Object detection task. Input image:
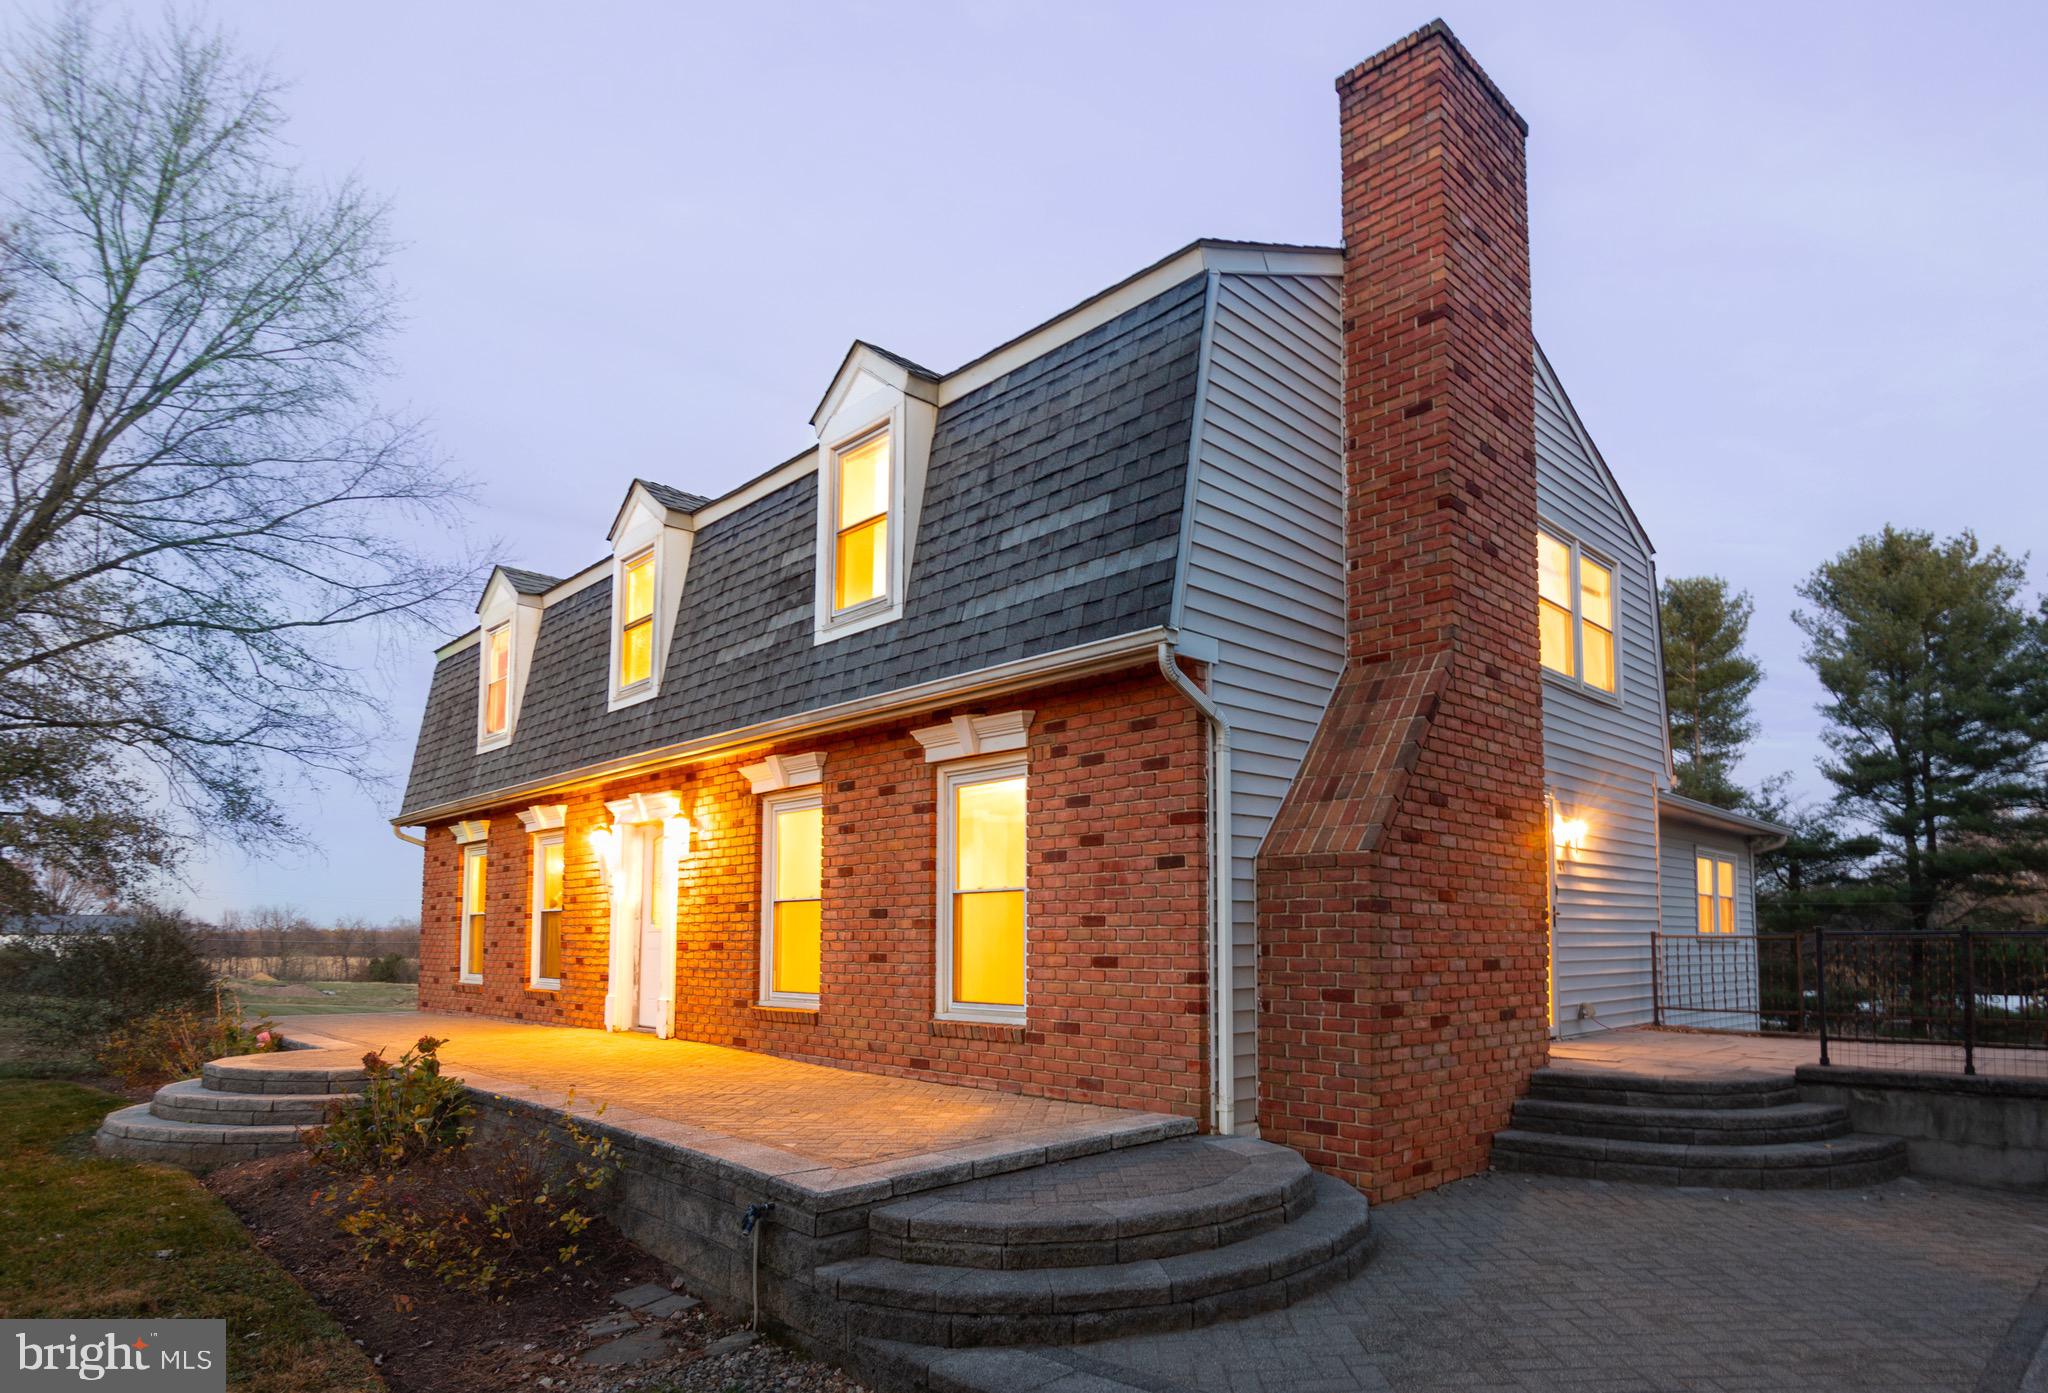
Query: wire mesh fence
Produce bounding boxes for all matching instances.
[1652,928,2048,1079]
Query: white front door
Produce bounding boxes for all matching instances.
[636,827,664,1029]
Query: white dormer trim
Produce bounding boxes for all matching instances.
[607,484,697,712]
[475,570,548,752]
[515,803,567,833]
[911,710,1035,764]
[812,346,937,646]
[740,751,826,795]
[451,818,491,845]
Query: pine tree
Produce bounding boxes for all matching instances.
[1795,528,2048,930]
[1661,576,1763,808]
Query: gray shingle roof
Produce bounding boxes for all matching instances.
[399,273,1206,820]
[636,479,712,514]
[497,566,561,596]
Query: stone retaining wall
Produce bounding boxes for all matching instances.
[1796,1066,2048,1192]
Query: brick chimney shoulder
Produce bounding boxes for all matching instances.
[1255,19,1550,1203]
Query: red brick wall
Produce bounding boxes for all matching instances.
[1256,22,1551,1202]
[419,668,1213,1122]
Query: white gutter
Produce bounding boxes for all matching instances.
[391,825,426,849]
[398,626,1174,826]
[1156,642,1236,1138]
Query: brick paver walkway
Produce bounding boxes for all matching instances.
[1554,1026,2045,1082]
[1063,1170,2048,1392]
[269,1010,1177,1175]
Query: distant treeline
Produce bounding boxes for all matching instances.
[196,911,419,982]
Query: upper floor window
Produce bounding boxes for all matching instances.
[1538,530,1617,694]
[938,757,1027,1024]
[832,427,891,613]
[1695,853,1736,934]
[618,549,656,689]
[482,623,511,737]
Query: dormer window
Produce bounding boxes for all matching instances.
[618,549,656,689]
[833,427,891,613]
[482,623,511,737]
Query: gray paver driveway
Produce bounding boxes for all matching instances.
[1068,1171,2048,1392]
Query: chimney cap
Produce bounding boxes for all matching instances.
[1334,18,1529,138]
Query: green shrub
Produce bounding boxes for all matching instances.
[324,1111,617,1294]
[360,952,416,983]
[96,993,285,1087]
[309,1035,473,1173]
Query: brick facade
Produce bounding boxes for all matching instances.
[1256,23,1552,1201]
[420,668,1213,1123]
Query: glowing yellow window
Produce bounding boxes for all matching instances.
[462,847,488,977]
[483,623,511,735]
[765,799,822,1001]
[619,551,656,687]
[1579,556,1616,693]
[948,769,1025,1012]
[1538,533,1574,677]
[534,837,564,982]
[1695,854,1736,934]
[833,429,890,611]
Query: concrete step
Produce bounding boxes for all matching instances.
[201,1048,369,1095]
[1510,1097,1851,1146]
[94,1102,307,1169]
[867,1135,1314,1269]
[1490,1128,1906,1189]
[820,1173,1371,1348]
[149,1077,356,1127]
[1527,1067,1800,1110]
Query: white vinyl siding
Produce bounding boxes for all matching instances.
[1659,826,1758,1029]
[1175,272,1347,1131]
[1534,351,1670,1037]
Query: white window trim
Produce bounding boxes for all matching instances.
[458,842,487,985]
[1538,524,1623,702]
[478,621,513,748]
[815,408,907,641]
[611,544,659,706]
[935,752,1028,1026]
[529,829,565,990]
[758,787,823,1010]
[1695,850,1738,935]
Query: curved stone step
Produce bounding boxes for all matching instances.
[149,1077,356,1127]
[1491,1128,1906,1188]
[1511,1097,1850,1146]
[868,1135,1314,1269]
[821,1173,1371,1348]
[94,1103,307,1168]
[1528,1067,1799,1110]
[202,1048,369,1095]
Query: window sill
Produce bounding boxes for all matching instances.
[527,979,561,993]
[456,975,483,987]
[752,1003,819,1024]
[1540,666,1623,708]
[932,1017,1027,1042]
[476,731,512,754]
[606,681,659,713]
[814,598,904,645]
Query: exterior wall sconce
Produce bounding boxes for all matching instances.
[1552,813,1589,857]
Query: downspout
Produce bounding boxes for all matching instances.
[391,825,427,849]
[1157,642,1235,1137]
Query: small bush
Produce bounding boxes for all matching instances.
[324,1112,618,1294]
[360,953,416,983]
[96,995,285,1087]
[309,1035,473,1173]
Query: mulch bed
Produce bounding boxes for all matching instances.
[205,1152,868,1393]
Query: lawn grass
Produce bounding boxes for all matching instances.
[0,1080,381,1393]
[222,979,417,1017]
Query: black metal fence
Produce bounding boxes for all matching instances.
[1651,929,2048,1078]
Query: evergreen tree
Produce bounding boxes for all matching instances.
[1795,528,2048,930]
[1661,576,1763,808]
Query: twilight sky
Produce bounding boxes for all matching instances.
[67,0,2047,923]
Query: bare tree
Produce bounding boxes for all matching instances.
[0,7,472,908]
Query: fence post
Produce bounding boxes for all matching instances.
[1816,925,1829,1067]
[1794,934,1806,1035]
[1651,933,1662,1027]
[1961,926,1976,1076]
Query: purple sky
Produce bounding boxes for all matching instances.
[80,2,2044,922]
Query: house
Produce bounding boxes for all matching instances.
[395,20,1785,1201]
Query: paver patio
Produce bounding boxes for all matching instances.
[1554,1025,2046,1082]
[266,1010,1183,1178]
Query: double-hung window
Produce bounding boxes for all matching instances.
[1538,530,1618,694]
[760,791,823,1007]
[938,758,1026,1023]
[1695,853,1737,935]
[459,844,488,983]
[482,623,512,738]
[530,832,564,988]
[832,427,891,613]
[618,549,657,689]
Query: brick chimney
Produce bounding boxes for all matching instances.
[1256,21,1550,1202]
